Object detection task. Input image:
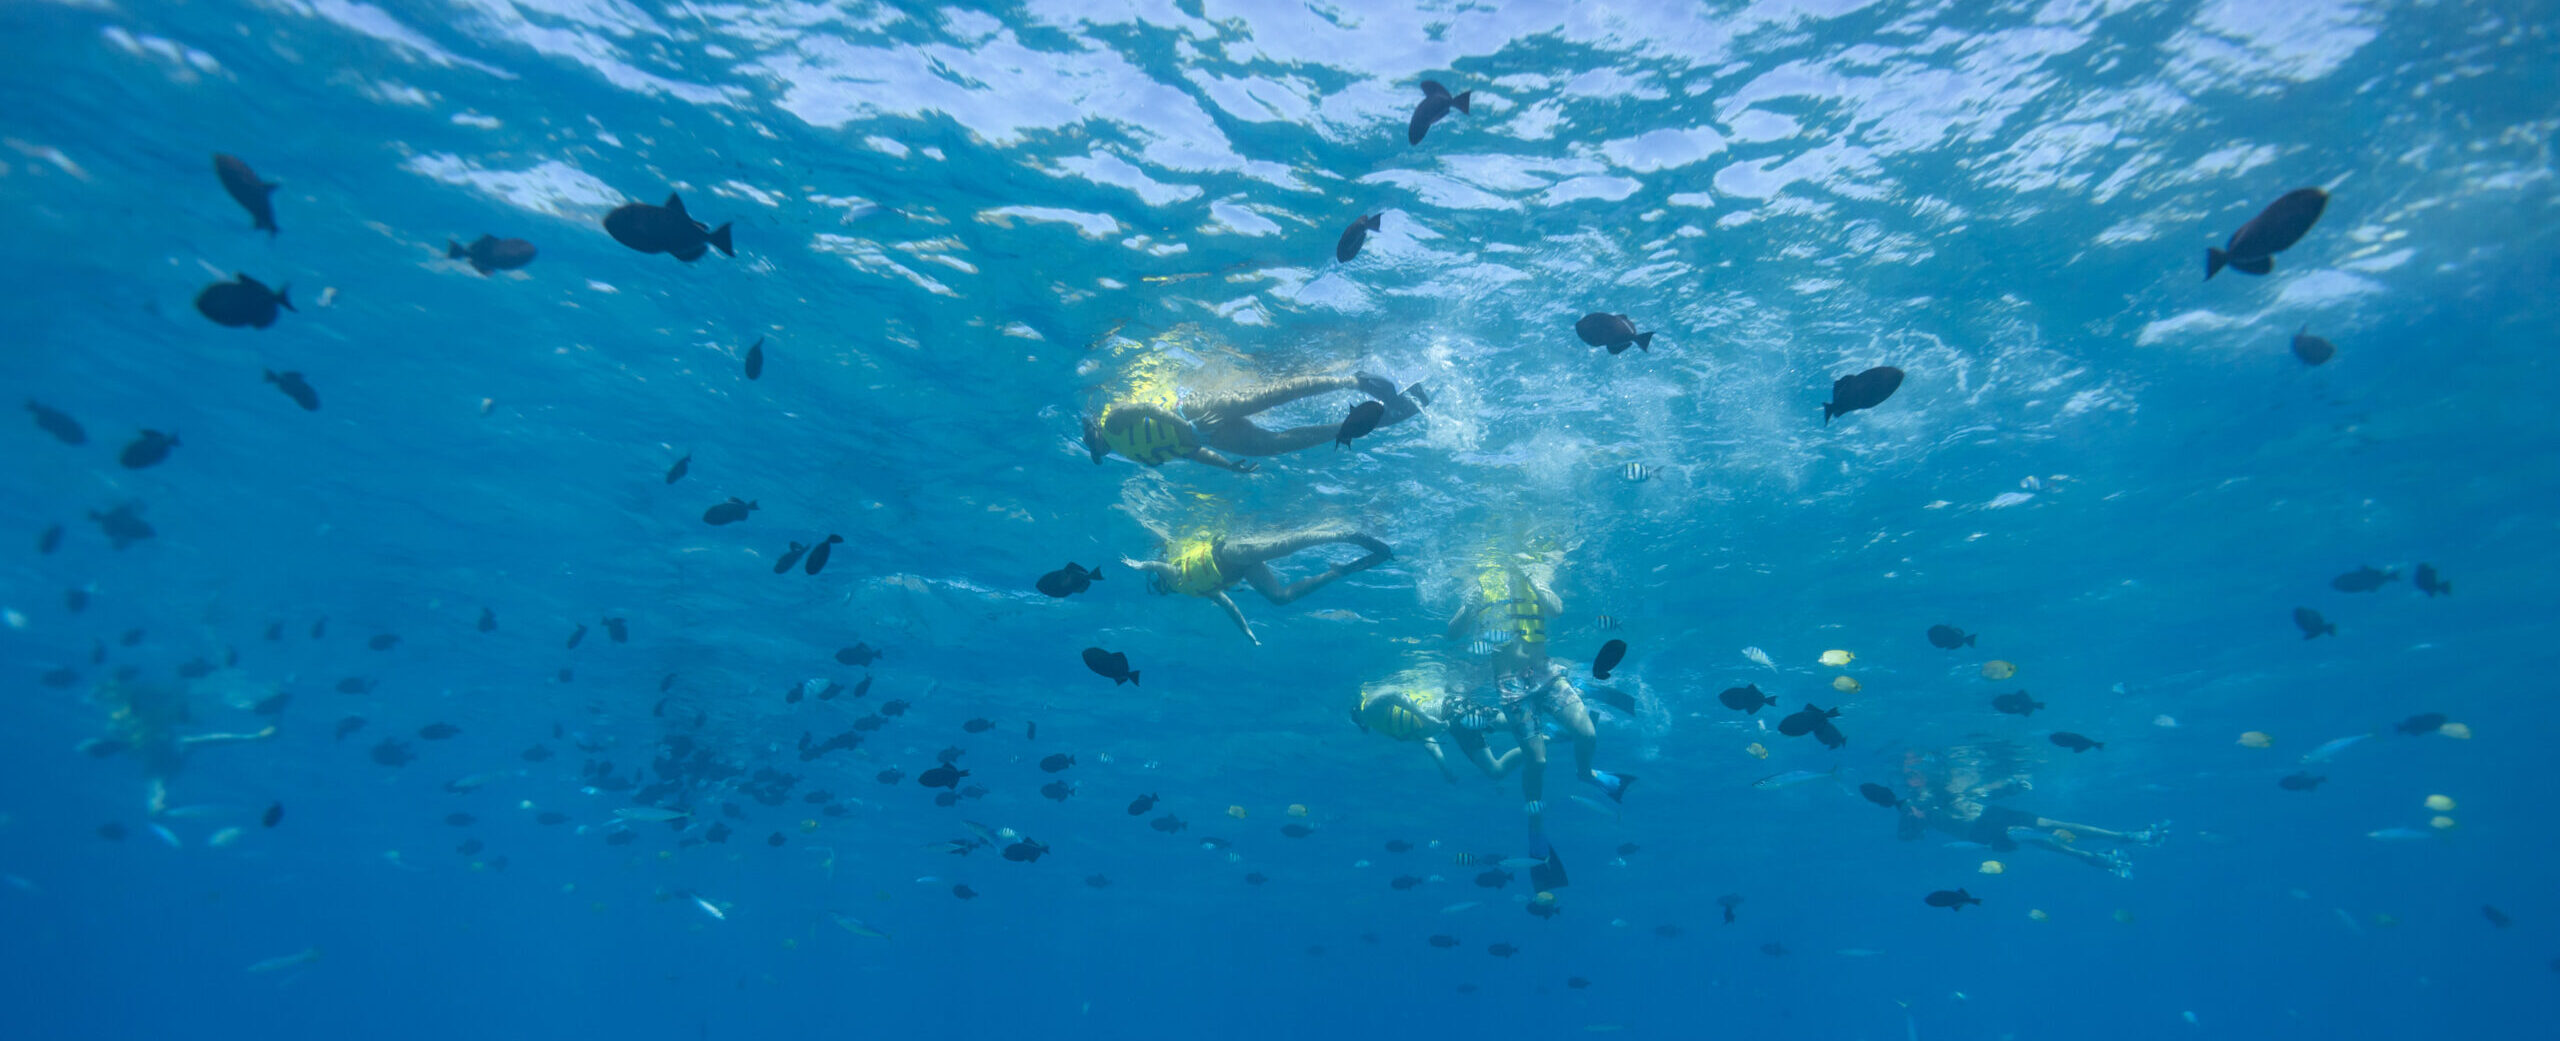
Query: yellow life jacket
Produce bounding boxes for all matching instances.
[1099,404,1196,466]
[1168,537,1224,596]
[1476,566,1546,645]
[1357,687,1438,742]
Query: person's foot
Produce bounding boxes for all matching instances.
[1586,770,1636,803]
[2103,850,2134,879]
[1354,371,1398,401]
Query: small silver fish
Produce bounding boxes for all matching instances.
[1754,765,1840,790]
[245,946,321,973]
[690,894,727,921]
[615,807,690,822]
[1440,901,1480,914]
[2300,732,2374,764]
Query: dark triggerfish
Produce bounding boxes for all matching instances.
[448,235,538,275]
[214,154,279,236]
[1335,400,1386,449]
[604,193,734,262]
[1574,313,1654,355]
[2206,187,2327,279]
[195,274,294,329]
[1823,366,1904,424]
[2291,327,2336,366]
[1408,80,1472,145]
[1336,213,1383,262]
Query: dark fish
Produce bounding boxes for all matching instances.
[1719,684,1779,714]
[88,502,156,549]
[1040,753,1076,773]
[446,235,537,275]
[766,832,786,847]
[875,768,904,785]
[37,523,64,554]
[835,643,882,666]
[556,669,574,683]
[1823,366,1904,425]
[1385,839,1412,853]
[1037,563,1104,598]
[1391,875,1423,890]
[62,587,87,613]
[743,337,764,381]
[1661,922,1689,937]
[535,812,568,826]
[1281,823,1314,838]
[97,822,126,842]
[1081,647,1139,686]
[261,802,283,828]
[1777,703,1840,738]
[195,274,293,329]
[1925,888,1982,911]
[1150,814,1188,833]
[2291,326,2336,366]
[2277,772,2325,791]
[1991,691,2044,716]
[2393,712,2448,736]
[521,744,552,762]
[1026,721,1037,740]
[1585,685,1638,715]
[772,541,808,573]
[603,193,734,262]
[962,718,993,733]
[418,723,460,740]
[1760,942,1789,957]
[1926,624,1976,649]
[1857,782,1901,808]
[803,534,843,575]
[1040,781,1074,802]
[1408,80,1472,144]
[1717,894,1742,925]
[38,666,79,689]
[951,884,977,900]
[784,684,803,705]
[476,607,496,633]
[456,838,484,856]
[1615,842,1640,857]
[2207,187,2327,279]
[1336,213,1383,262]
[333,716,365,740]
[444,813,477,827]
[175,657,214,680]
[1567,977,1590,989]
[660,674,677,692]
[1475,868,1513,889]
[878,699,907,716]
[2050,731,2103,753]
[26,401,85,444]
[702,497,758,525]
[370,738,414,766]
[1127,793,1159,815]
[933,791,961,807]
[1486,942,1518,958]
[367,633,400,651]
[602,617,628,644]
[2483,905,2512,928]
[311,617,327,639]
[120,628,143,647]
[1591,638,1628,680]
[663,454,692,487]
[1084,874,1113,889]
[1002,839,1049,863]
[918,763,968,789]
[1574,313,1654,355]
[213,154,279,235]
[2293,607,2336,639]
[1427,934,1460,948]
[2331,566,2397,592]
[264,621,284,640]
[1335,400,1386,449]
[333,677,374,694]
[603,829,636,847]
[119,430,180,469]
[1811,717,1847,750]
[936,746,966,764]
[2413,563,2450,597]
[565,624,587,649]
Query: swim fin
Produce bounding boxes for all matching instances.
[1530,849,1569,891]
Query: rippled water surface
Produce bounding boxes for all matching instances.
[3,1,2555,1038]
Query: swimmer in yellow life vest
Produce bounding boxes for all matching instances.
[1349,662,1521,784]
[1082,372,1429,472]
[1445,556,1630,818]
[79,678,278,815]
[1122,525,1393,645]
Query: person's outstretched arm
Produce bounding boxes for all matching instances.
[1211,589,1258,644]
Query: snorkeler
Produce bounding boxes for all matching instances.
[1444,553,1632,817]
[80,679,278,814]
[1351,661,1521,784]
[1122,525,1393,645]
[1083,372,1428,471]
[1892,744,2163,878]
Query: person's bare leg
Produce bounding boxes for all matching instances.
[1193,376,1360,420]
[1513,717,1549,810]
[2031,817,2141,842]
[1207,420,1340,456]
[1235,533,1393,605]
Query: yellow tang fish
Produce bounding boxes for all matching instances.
[1819,649,1854,667]
[1979,860,2004,875]
[2424,794,2455,812]
[1832,676,1861,694]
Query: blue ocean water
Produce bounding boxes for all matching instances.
[4,0,2555,1037]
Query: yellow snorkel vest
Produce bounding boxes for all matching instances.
[1099,404,1196,466]
[1168,536,1224,596]
[1357,687,1437,742]
[1476,565,1546,645]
